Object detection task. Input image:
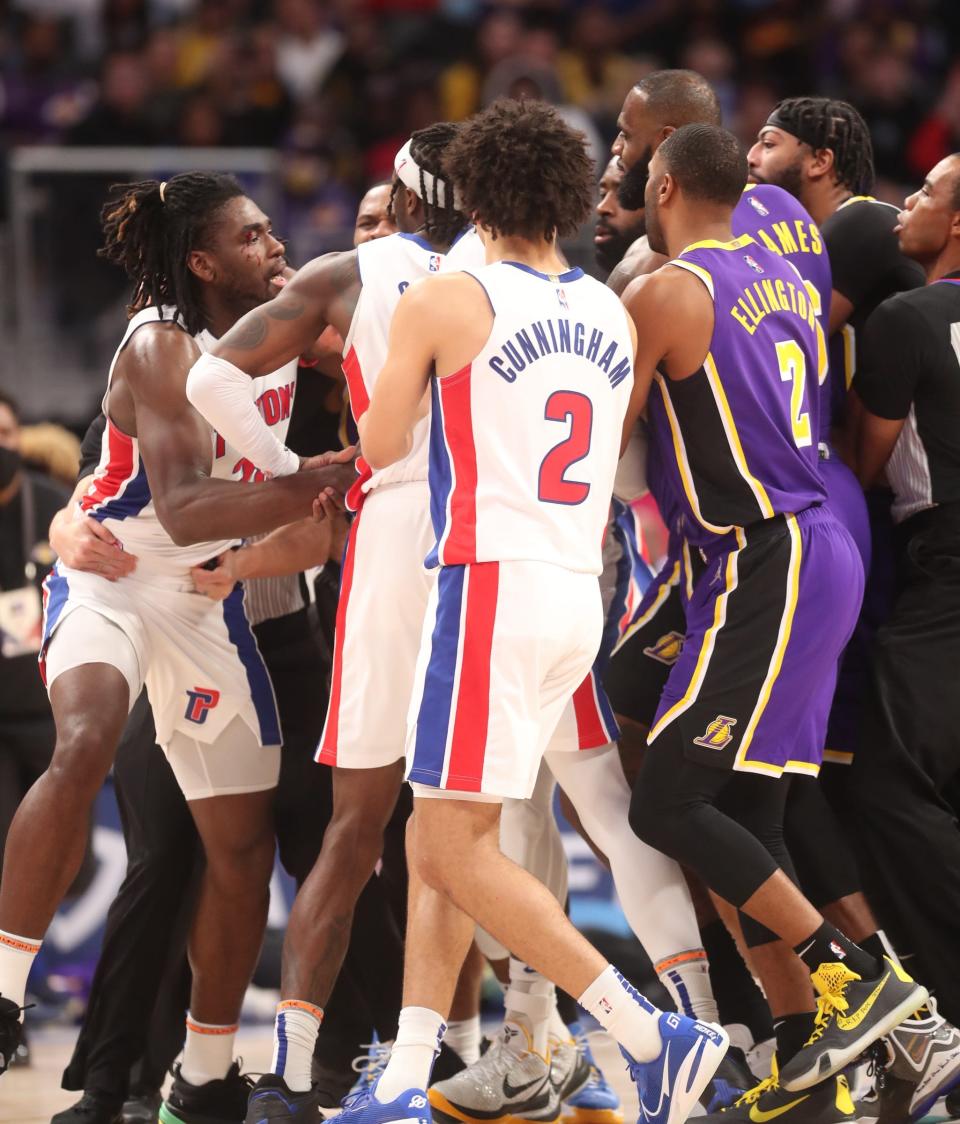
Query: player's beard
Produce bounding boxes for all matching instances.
[760,157,806,203]
[617,146,652,211]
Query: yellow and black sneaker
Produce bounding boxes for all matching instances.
[699,1056,859,1122]
[778,959,929,1093]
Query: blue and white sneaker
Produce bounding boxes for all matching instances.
[345,1035,394,1106]
[622,1012,730,1124]
[562,1022,624,1124]
[338,1084,433,1124]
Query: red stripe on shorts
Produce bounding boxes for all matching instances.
[438,367,478,562]
[445,562,499,790]
[342,346,369,421]
[571,673,605,750]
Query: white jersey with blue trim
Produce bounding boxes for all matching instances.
[343,228,484,494]
[428,260,634,575]
[80,306,298,575]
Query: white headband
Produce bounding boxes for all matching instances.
[394,138,458,209]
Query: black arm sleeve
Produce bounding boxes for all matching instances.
[822,202,913,307]
[77,414,107,482]
[853,296,927,420]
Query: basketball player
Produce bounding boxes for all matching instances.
[0,174,353,1124]
[329,98,730,1124]
[594,157,645,275]
[354,182,397,245]
[619,122,928,1104]
[183,125,483,1121]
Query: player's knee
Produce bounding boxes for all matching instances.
[629,781,679,857]
[207,825,275,891]
[49,716,117,797]
[326,805,387,872]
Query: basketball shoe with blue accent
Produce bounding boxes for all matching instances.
[337,1084,433,1124]
[700,1044,756,1113]
[243,1073,322,1123]
[345,1036,394,1105]
[622,1012,730,1124]
[561,1022,623,1124]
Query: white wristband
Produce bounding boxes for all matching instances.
[186,352,300,478]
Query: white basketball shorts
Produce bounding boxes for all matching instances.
[317,480,436,770]
[41,563,281,759]
[406,560,602,800]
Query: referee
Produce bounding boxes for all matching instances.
[852,152,960,1026]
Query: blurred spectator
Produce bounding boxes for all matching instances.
[19,423,81,489]
[558,4,645,137]
[66,49,156,145]
[275,0,345,101]
[438,8,522,121]
[908,61,960,182]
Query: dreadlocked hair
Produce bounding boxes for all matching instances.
[98,172,246,335]
[772,97,875,196]
[408,122,468,246]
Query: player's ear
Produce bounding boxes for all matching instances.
[658,171,676,206]
[187,249,216,283]
[807,146,835,183]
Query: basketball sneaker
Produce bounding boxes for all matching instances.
[344,1037,394,1106]
[0,995,24,1075]
[621,1011,729,1124]
[243,1073,323,1122]
[429,1022,556,1123]
[337,1084,433,1124]
[561,1023,623,1124]
[698,1056,859,1122]
[700,1045,756,1113]
[778,958,929,1093]
[50,1091,123,1123]
[864,999,960,1121]
[550,1034,591,1102]
[160,1061,254,1123]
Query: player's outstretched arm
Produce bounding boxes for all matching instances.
[123,323,353,546]
[185,251,360,475]
[362,278,442,470]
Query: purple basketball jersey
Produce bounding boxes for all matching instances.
[647,234,826,549]
[733,185,834,442]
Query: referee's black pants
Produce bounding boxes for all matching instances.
[63,607,405,1101]
[849,511,960,1026]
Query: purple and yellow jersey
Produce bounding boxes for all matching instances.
[734,185,832,442]
[647,235,826,549]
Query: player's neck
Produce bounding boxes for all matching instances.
[483,235,567,275]
[808,183,852,227]
[667,217,733,258]
[923,244,960,284]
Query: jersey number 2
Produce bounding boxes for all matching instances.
[776,340,812,449]
[538,390,593,505]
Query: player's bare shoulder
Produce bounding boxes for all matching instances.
[109,319,201,434]
[607,236,669,295]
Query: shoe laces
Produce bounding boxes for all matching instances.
[350,1040,393,1087]
[804,964,862,1046]
[731,1072,778,1109]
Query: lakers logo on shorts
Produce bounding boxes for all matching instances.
[643,631,684,665]
[693,715,737,750]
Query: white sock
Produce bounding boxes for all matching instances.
[0,930,41,1017]
[180,1013,238,1086]
[376,1007,446,1102]
[578,965,662,1063]
[270,1000,323,1093]
[505,958,554,1056]
[655,951,720,1024]
[445,1015,481,1064]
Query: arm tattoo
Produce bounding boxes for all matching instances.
[267,298,306,321]
[221,311,268,351]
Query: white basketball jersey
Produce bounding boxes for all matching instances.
[428,262,634,575]
[344,229,484,493]
[80,306,298,573]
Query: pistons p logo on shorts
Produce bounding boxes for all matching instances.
[185,686,221,725]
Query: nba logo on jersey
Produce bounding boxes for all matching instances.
[748,194,770,217]
[428,254,441,272]
[693,715,737,750]
[743,255,764,274]
[556,287,569,311]
[184,686,221,725]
